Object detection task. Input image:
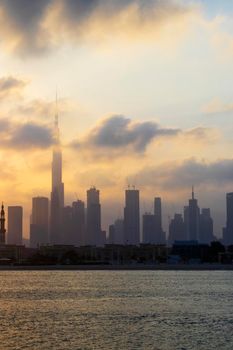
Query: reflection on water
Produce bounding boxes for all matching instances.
[0,271,232,349]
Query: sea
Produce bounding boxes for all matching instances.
[0,270,232,350]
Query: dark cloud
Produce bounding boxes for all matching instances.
[0,76,27,99]
[72,115,180,154]
[133,158,233,189]
[11,122,54,149]
[0,0,190,55]
[0,0,51,54]
[0,119,54,149]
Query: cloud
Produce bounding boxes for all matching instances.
[202,98,233,115]
[183,126,219,142]
[0,0,194,55]
[10,123,54,149]
[71,114,180,155]
[15,98,72,120]
[0,76,27,100]
[132,158,233,189]
[0,118,54,149]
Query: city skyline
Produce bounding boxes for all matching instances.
[1,0,233,236]
[1,2,233,350]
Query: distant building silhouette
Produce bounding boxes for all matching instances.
[124,188,140,245]
[61,200,85,246]
[114,218,124,244]
[108,218,124,245]
[225,192,233,245]
[7,206,23,245]
[154,197,166,244]
[30,197,49,248]
[72,200,85,246]
[142,212,156,244]
[199,208,214,244]
[187,187,200,241]
[108,224,115,244]
[168,213,185,245]
[86,187,102,246]
[50,103,64,244]
[183,205,189,240]
[0,204,6,244]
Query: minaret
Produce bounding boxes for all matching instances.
[0,203,6,244]
[50,96,64,244]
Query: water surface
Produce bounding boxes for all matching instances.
[0,271,232,349]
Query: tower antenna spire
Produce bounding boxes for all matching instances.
[192,185,194,200]
[55,88,58,127]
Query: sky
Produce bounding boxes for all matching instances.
[1,0,233,238]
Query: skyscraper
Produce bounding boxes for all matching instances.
[188,187,200,241]
[0,204,6,244]
[61,200,85,246]
[108,218,124,245]
[199,208,214,244]
[124,188,140,245]
[114,218,124,245]
[50,101,64,244]
[72,200,85,246]
[30,197,49,248]
[7,206,23,245]
[226,192,233,245]
[142,212,155,244]
[86,187,101,246]
[183,206,189,240]
[168,213,185,245]
[154,197,166,244]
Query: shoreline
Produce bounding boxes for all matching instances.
[0,264,232,271]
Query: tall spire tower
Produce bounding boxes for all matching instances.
[50,94,64,244]
[0,203,6,244]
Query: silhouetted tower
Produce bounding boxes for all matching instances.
[72,200,85,246]
[7,206,23,245]
[50,98,64,244]
[124,188,140,245]
[183,206,189,240]
[61,200,85,246]
[86,187,101,246]
[108,224,115,244]
[199,208,214,244]
[154,197,166,244]
[188,187,200,241]
[168,213,185,245]
[142,212,155,244]
[226,192,233,245]
[0,204,6,244]
[30,197,49,248]
[109,218,124,245]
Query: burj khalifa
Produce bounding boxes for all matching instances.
[50,102,64,244]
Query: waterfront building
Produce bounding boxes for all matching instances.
[30,197,49,248]
[7,206,23,245]
[86,187,102,246]
[199,208,214,244]
[142,212,155,244]
[225,192,233,245]
[0,204,6,244]
[72,200,85,246]
[187,187,200,241]
[108,224,115,244]
[124,188,140,245]
[168,213,185,245]
[61,200,85,246]
[154,197,166,244]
